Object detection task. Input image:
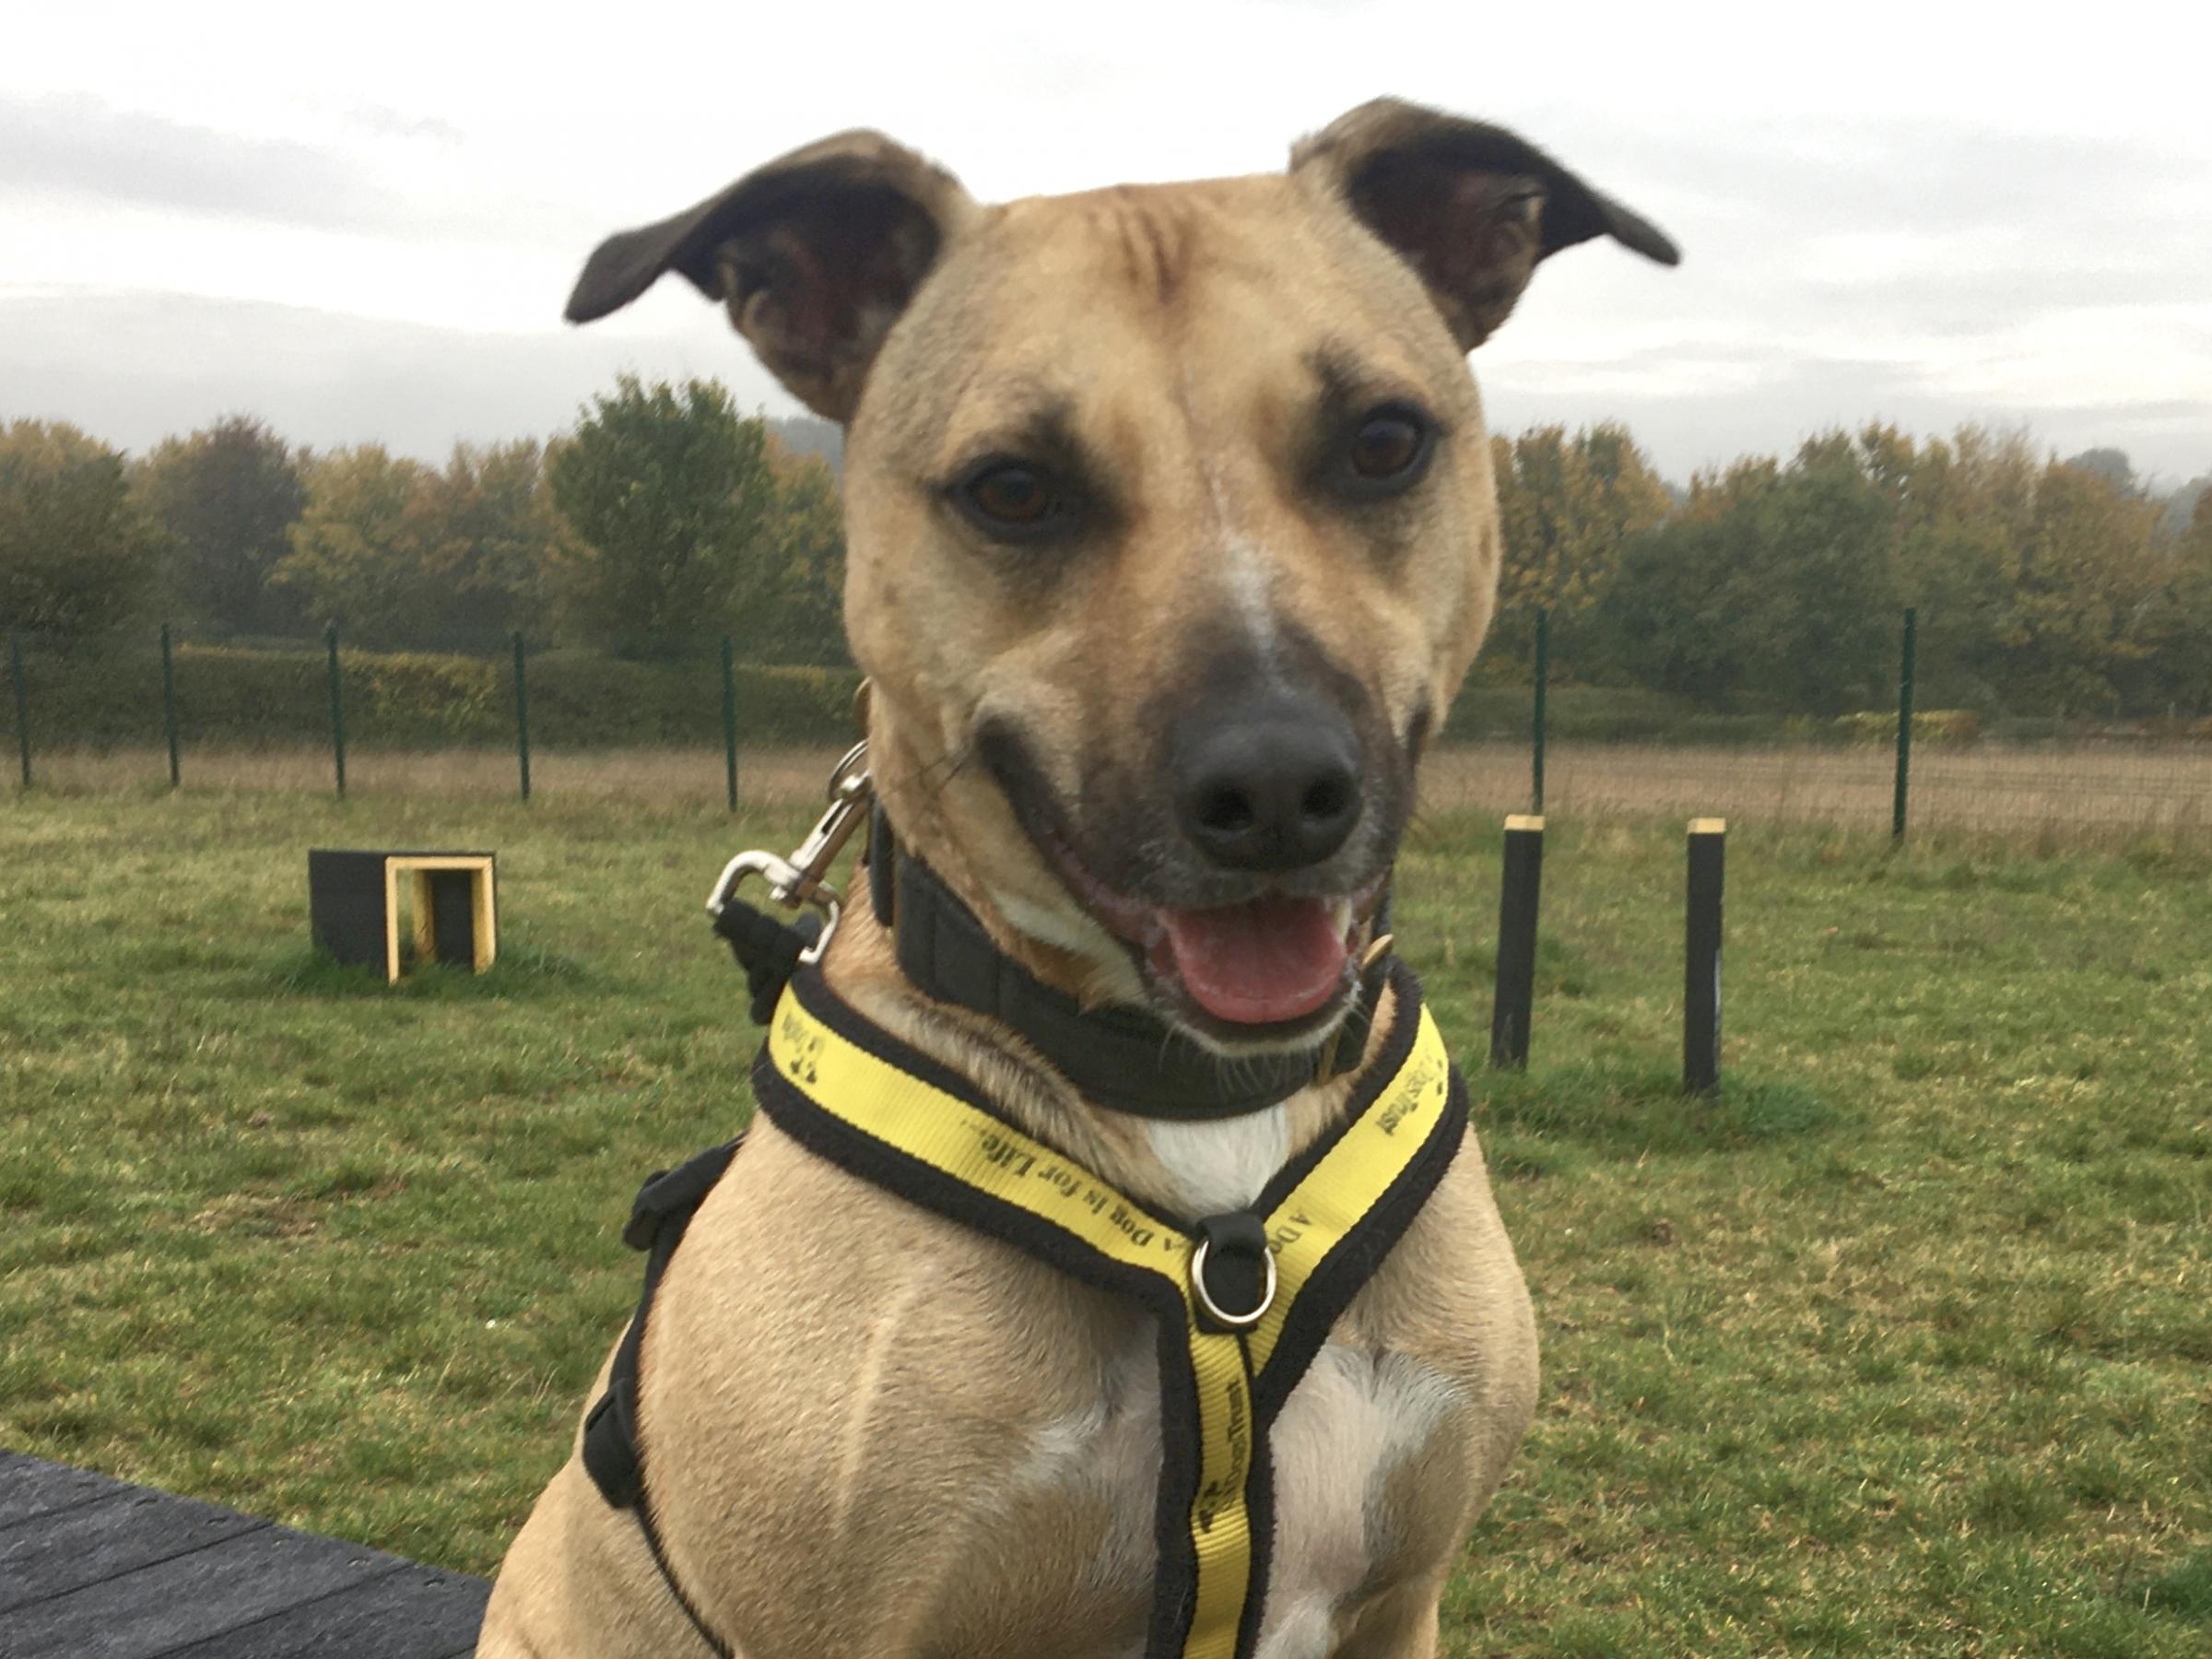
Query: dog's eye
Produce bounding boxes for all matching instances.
[960,463,1061,533]
[1347,408,1432,488]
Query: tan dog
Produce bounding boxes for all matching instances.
[482,100,1675,1659]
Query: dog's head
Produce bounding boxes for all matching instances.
[570,100,1676,1053]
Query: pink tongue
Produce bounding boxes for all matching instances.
[1159,895,1349,1026]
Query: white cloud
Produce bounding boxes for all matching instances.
[3,0,2208,480]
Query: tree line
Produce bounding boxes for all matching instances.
[4,379,2207,716]
[0,377,845,663]
[1487,424,2210,717]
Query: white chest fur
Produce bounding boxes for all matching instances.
[1000,1112,1466,1655]
[1005,1331,1462,1658]
[1146,1106,1294,1218]
[1255,1345,1462,1658]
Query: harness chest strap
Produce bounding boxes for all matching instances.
[750,963,1466,1659]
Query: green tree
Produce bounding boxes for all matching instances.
[1602,436,1894,712]
[272,441,562,646]
[0,419,160,634]
[2170,492,2212,712]
[2061,447,2136,495]
[418,441,560,643]
[2157,476,2209,539]
[1991,458,2165,714]
[2133,488,2212,715]
[1487,422,1670,680]
[274,446,442,642]
[548,376,781,650]
[134,415,309,638]
[1859,424,2029,709]
[758,443,848,665]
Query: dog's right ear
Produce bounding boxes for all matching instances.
[1294,99,1678,351]
[565,132,974,421]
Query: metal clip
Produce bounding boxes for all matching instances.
[1190,1229,1278,1331]
[705,740,875,965]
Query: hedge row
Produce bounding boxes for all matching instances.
[1444,688,2212,747]
[15,640,2206,753]
[1442,686,1821,747]
[11,640,865,749]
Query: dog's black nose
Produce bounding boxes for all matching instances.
[1172,697,1363,871]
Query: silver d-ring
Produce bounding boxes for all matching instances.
[1190,1235,1277,1330]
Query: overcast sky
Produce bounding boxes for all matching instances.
[6,0,2209,487]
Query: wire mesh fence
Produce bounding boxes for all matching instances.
[2,623,861,807]
[1414,738,2212,841]
[6,615,2210,841]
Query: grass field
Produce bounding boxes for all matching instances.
[3,789,2208,1655]
[15,735,2212,841]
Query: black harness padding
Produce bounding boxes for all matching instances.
[582,1138,746,1656]
[709,803,1391,1122]
[872,806,1391,1119]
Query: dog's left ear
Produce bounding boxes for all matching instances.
[1293,98,1678,350]
[565,131,975,420]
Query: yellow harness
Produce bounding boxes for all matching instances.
[751,962,1466,1659]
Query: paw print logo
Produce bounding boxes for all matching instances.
[785,1029,825,1088]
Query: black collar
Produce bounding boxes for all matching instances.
[867,806,1391,1120]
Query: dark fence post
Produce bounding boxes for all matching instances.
[512,630,532,802]
[1489,814,1545,1069]
[324,622,347,799]
[1531,606,1549,815]
[1685,818,1725,1094]
[1892,606,1917,840]
[721,633,739,813]
[8,633,29,791]
[159,622,182,788]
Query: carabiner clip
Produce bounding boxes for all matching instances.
[704,741,874,966]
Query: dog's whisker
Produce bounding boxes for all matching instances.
[921,751,973,806]
[877,744,972,806]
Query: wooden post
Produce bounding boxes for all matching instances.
[324,622,347,799]
[721,633,739,813]
[1685,818,1725,1094]
[1489,814,1545,1069]
[160,622,181,788]
[512,630,532,802]
[8,633,29,791]
[1531,607,1548,815]
[1892,606,1917,840]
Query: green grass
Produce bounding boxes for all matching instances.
[3,790,2207,1654]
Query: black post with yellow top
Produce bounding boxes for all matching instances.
[1488,814,1544,1069]
[1684,818,1725,1094]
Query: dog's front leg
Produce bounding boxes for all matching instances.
[480,1446,752,1658]
[1326,1569,1453,1659]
